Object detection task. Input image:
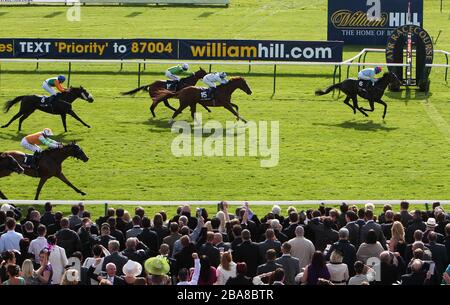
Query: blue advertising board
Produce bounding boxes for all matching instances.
[328,0,423,45]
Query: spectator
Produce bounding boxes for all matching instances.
[256,249,282,275]
[137,216,159,257]
[78,218,95,259]
[152,213,169,245]
[326,250,349,285]
[213,232,230,252]
[423,218,445,244]
[377,251,400,285]
[162,222,181,255]
[194,255,217,285]
[272,268,285,285]
[61,269,80,285]
[389,221,406,258]
[0,217,23,253]
[22,221,37,241]
[97,223,116,249]
[344,211,360,248]
[322,217,339,247]
[233,229,260,277]
[177,253,200,285]
[288,226,315,269]
[400,201,413,227]
[107,218,125,250]
[348,261,368,285]
[46,212,63,236]
[258,229,281,263]
[282,212,299,239]
[36,249,52,285]
[91,262,125,285]
[0,250,16,283]
[126,215,143,238]
[338,203,349,228]
[270,219,288,244]
[381,210,394,240]
[21,259,39,285]
[275,242,299,285]
[40,202,55,227]
[122,260,143,285]
[122,237,148,265]
[83,244,109,285]
[301,251,331,285]
[47,235,68,285]
[445,223,450,260]
[360,210,387,249]
[230,224,243,251]
[199,231,220,268]
[115,208,128,234]
[401,259,430,285]
[144,255,171,285]
[405,210,426,244]
[68,204,82,230]
[378,204,392,224]
[102,240,128,276]
[17,238,33,267]
[28,225,48,264]
[216,251,237,285]
[326,228,357,276]
[225,262,253,285]
[55,217,82,257]
[426,231,448,283]
[2,264,25,285]
[174,235,196,272]
[96,208,114,227]
[357,229,384,263]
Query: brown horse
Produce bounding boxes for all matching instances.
[0,153,24,199]
[121,68,210,117]
[154,76,252,123]
[4,143,89,200]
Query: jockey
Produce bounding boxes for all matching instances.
[202,72,228,96]
[21,128,62,154]
[358,66,382,85]
[165,63,193,81]
[43,75,68,96]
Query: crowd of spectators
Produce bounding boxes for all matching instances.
[0,200,449,286]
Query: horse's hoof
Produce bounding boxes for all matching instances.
[80,192,86,196]
[1,126,6,128]
[168,119,174,125]
[87,125,91,128]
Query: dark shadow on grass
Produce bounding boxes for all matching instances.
[313,120,398,132]
[43,11,64,18]
[197,11,214,18]
[384,88,432,102]
[126,12,142,17]
[0,12,8,17]
[0,130,84,142]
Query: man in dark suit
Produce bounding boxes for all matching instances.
[381,210,394,240]
[344,211,360,249]
[46,212,63,236]
[400,201,413,228]
[405,210,426,244]
[55,217,82,257]
[306,211,328,251]
[174,235,196,272]
[96,223,116,249]
[210,217,229,242]
[230,225,243,251]
[326,227,357,276]
[275,242,299,285]
[121,237,149,265]
[282,212,299,240]
[199,231,220,267]
[233,229,260,277]
[213,232,231,252]
[102,240,128,276]
[40,202,55,227]
[95,208,115,227]
[401,259,430,285]
[256,249,283,275]
[258,229,281,263]
[426,231,448,283]
[137,217,159,256]
[360,210,387,249]
[107,218,125,251]
[445,223,450,260]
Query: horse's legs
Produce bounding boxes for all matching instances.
[376,99,388,119]
[169,103,189,124]
[163,99,177,112]
[150,100,159,117]
[223,103,247,123]
[0,190,7,200]
[34,177,48,200]
[360,101,375,112]
[351,96,368,117]
[1,111,23,128]
[342,96,355,114]
[60,114,68,132]
[18,111,33,131]
[57,172,86,196]
[230,103,239,112]
[200,103,212,113]
[68,110,91,128]
[190,103,198,122]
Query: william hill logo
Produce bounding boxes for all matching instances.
[331,10,388,28]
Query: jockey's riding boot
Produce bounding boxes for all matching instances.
[208,87,215,99]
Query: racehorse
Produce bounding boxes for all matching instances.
[154,76,252,123]
[0,153,24,199]
[121,68,210,117]
[4,143,89,200]
[2,86,94,132]
[315,72,401,119]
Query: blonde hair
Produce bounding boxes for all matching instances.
[21,259,34,278]
[60,269,79,285]
[221,251,233,271]
[391,221,405,242]
[205,221,213,232]
[330,250,343,264]
[123,211,131,223]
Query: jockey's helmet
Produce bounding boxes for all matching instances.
[58,75,66,83]
[43,128,54,137]
[182,63,189,70]
[374,66,382,74]
[219,72,227,79]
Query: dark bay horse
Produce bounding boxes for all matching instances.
[4,143,89,200]
[315,72,401,119]
[122,68,210,117]
[0,153,24,199]
[154,76,252,123]
[2,86,94,132]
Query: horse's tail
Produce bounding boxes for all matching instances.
[4,96,25,113]
[154,89,178,102]
[315,83,341,96]
[121,85,150,96]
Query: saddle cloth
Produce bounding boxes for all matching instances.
[23,153,39,169]
[200,88,213,101]
[166,80,180,91]
[39,95,57,107]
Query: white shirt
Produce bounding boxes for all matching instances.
[326,263,349,285]
[216,262,237,285]
[348,274,369,285]
[287,236,315,269]
[83,257,105,285]
[0,230,23,253]
[28,236,48,262]
[203,73,228,84]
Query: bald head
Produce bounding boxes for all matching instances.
[338,228,349,240]
[411,259,423,273]
[295,225,304,237]
[213,233,223,245]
